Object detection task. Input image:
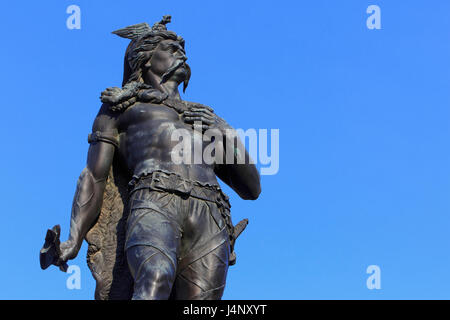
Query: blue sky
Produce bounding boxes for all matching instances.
[0,1,449,299]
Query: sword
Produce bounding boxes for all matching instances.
[39,225,68,272]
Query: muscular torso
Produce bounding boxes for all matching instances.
[116,101,218,185]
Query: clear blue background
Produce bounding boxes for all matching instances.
[0,0,449,299]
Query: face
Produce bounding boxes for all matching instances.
[146,39,189,83]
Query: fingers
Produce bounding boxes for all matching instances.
[100,87,122,104]
[104,87,121,93]
[182,118,213,130]
[188,103,214,113]
[185,108,214,116]
[183,108,216,123]
[187,107,214,116]
[183,116,215,125]
[183,111,214,120]
[183,108,216,121]
[102,87,122,97]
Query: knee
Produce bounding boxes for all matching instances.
[127,247,176,300]
[138,252,175,282]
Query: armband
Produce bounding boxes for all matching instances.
[88,131,119,148]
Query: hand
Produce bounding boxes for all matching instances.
[100,86,122,105]
[58,239,80,264]
[182,104,228,132]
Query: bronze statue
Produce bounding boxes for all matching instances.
[40,15,261,300]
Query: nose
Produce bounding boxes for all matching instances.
[173,44,187,61]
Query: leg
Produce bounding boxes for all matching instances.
[172,238,230,300]
[125,190,182,300]
[170,193,232,300]
[127,245,176,300]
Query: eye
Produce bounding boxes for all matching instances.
[160,43,171,51]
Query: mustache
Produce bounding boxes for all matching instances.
[183,63,191,93]
[160,59,188,84]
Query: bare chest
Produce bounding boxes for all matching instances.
[119,102,181,128]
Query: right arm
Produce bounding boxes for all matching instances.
[59,104,118,262]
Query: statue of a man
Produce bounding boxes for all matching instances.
[41,15,261,300]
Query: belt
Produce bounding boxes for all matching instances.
[128,170,231,209]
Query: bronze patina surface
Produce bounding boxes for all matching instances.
[40,15,261,300]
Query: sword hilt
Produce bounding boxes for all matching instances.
[40,224,68,272]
